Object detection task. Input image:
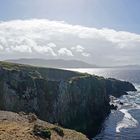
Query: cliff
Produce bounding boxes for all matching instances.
[105,78,136,97]
[0,61,136,138]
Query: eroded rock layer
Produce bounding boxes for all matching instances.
[0,61,136,138]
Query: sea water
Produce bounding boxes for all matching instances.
[66,68,140,140]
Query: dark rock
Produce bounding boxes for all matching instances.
[110,104,117,110]
[105,78,136,97]
[52,127,64,137]
[119,101,124,105]
[33,124,51,139]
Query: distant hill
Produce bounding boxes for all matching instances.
[5,58,98,68]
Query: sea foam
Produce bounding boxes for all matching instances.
[116,109,138,132]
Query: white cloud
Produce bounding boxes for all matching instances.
[0,19,140,65]
[47,42,56,48]
[33,46,57,56]
[58,48,73,56]
[71,45,90,57]
[71,45,85,52]
[11,45,32,53]
[82,52,90,57]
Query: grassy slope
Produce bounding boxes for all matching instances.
[0,111,89,140]
[0,61,89,80]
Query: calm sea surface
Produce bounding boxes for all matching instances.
[66,68,140,140]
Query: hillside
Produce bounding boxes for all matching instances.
[0,61,136,138]
[5,58,98,68]
[0,111,89,140]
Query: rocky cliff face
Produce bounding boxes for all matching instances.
[0,61,136,138]
[105,78,136,97]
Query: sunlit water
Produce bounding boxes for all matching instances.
[65,68,140,140]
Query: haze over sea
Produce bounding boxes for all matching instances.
[66,68,140,140]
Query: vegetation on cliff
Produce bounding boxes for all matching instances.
[0,111,89,140]
[0,61,136,138]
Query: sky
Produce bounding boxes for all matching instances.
[0,0,140,66]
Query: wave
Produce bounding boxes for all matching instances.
[116,85,140,133]
[116,109,138,132]
[93,84,140,139]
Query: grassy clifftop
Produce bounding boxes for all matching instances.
[0,61,86,80]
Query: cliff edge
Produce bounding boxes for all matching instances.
[0,61,136,138]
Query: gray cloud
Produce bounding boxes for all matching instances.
[0,19,140,65]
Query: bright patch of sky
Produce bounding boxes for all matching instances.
[0,0,140,33]
[0,0,140,65]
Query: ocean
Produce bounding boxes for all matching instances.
[66,68,140,140]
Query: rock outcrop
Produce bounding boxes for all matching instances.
[0,61,136,138]
[105,78,136,97]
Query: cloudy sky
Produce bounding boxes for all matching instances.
[0,0,140,66]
